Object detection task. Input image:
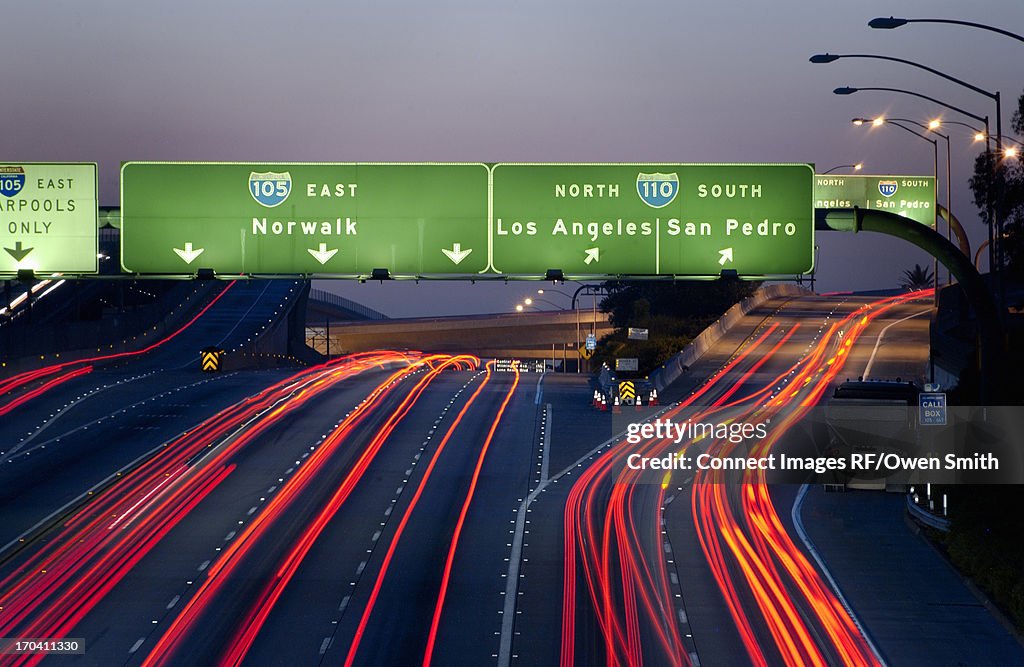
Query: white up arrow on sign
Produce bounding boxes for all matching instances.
[173,243,205,264]
[441,243,472,265]
[308,243,339,265]
[584,247,600,265]
[718,248,734,265]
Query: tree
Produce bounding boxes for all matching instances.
[599,279,758,329]
[900,263,934,291]
[592,279,759,373]
[970,89,1024,278]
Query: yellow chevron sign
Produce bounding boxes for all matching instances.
[618,381,636,405]
[201,349,223,372]
[579,345,593,360]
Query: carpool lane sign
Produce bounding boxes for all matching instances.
[0,163,98,275]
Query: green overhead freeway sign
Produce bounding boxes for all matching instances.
[0,163,97,275]
[490,163,814,276]
[121,162,814,278]
[121,163,490,275]
[814,174,936,227]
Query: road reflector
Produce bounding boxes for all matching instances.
[201,348,224,372]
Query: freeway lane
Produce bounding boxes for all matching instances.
[0,370,294,549]
[666,294,932,667]
[320,367,527,667]
[0,281,307,557]
[0,352,428,666]
[73,357,476,666]
[509,292,934,667]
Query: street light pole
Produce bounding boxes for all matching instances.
[868,17,1024,44]
[814,52,1005,268]
[888,118,954,283]
[820,163,863,174]
[836,86,998,275]
[854,117,940,295]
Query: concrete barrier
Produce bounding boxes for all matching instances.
[648,283,812,392]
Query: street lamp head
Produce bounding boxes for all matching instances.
[524,297,533,305]
[854,163,863,171]
[834,86,858,95]
[537,289,544,294]
[810,53,840,64]
[974,132,986,142]
[515,304,524,312]
[872,116,885,127]
[1006,146,1019,159]
[852,118,869,125]
[928,119,941,130]
[869,17,908,29]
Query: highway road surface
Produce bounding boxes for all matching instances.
[2,288,1021,666]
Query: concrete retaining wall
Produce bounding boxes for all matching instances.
[648,283,812,392]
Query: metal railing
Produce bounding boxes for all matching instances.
[308,288,388,320]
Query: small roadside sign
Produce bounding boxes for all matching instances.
[618,381,636,405]
[579,345,593,360]
[616,357,639,372]
[627,327,648,340]
[201,348,224,372]
[585,333,597,351]
[919,392,946,426]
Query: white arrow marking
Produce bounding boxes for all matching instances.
[308,243,339,265]
[172,243,204,264]
[718,247,734,265]
[584,247,600,265]
[441,242,473,265]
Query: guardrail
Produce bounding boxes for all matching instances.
[307,288,388,321]
[906,494,951,532]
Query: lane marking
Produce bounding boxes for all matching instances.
[792,484,888,666]
[863,308,930,379]
[540,404,552,483]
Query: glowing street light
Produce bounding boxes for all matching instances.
[821,163,863,174]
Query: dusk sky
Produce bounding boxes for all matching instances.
[6,1,1022,316]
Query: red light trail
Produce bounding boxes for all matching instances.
[561,291,929,666]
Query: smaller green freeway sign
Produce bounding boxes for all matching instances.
[120,163,489,275]
[0,163,98,275]
[814,174,936,227]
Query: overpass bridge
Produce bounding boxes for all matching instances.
[305,309,613,364]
